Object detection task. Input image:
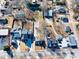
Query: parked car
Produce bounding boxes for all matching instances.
[69,33,77,48]
[14,10,25,20]
[47,9,53,18]
[53,6,67,14]
[35,40,46,48]
[56,2,66,6]
[0,18,8,25]
[1,8,12,15]
[11,31,21,39]
[47,39,59,51]
[58,7,66,14]
[44,8,54,19]
[11,40,18,49]
[56,34,63,43]
[65,26,71,33]
[61,17,68,22]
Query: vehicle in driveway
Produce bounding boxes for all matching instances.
[47,39,59,51]
[69,33,77,48]
[53,6,66,14]
[56,2,66,6]
[65,26,71,33]
[56,34,63,43]
[44,8,54,19]
[58,7,66,14]
[35,40,46,48]
[61,16,68,22]
[0,8,12,15]
[0,18,8,25]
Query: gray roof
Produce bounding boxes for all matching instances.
[76,0,79,2]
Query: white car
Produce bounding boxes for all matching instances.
[69,34,77,48]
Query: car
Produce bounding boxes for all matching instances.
[44,8,54,19]
[0,7,12,15]
[11,40,18,49]
[56,2,66,6]
[61,38,69,48]
[65,26,71,33]
[13,32,21,39]
[14,10,25,20]
[47,39,59,50]
[56,34,63,43]
[61,17,68,22]
[35,40,46,48]
[69,33,77,48]
[0,18,8,25]
[58,8,66,14]
[47,9,53,18]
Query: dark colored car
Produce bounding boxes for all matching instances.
[56,2,66,6]
[11,41,18,49]
[48,39,59,51]
[35,40,46,48]
[0,18,8,25]
[61,17,68,22]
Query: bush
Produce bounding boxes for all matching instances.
[3,45,10,51]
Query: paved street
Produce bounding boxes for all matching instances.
[0,0,79,59]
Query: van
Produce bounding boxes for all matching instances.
[69,34,77,48]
